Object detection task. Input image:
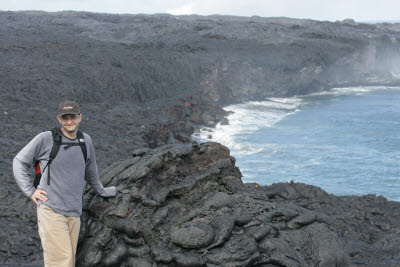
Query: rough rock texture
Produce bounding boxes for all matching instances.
[264,183,400,266]
[76,142,350,267]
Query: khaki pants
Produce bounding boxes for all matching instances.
[37,204,81,267]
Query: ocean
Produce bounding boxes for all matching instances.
[193,87,400,201]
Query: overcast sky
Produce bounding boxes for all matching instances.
[1,0,399,22]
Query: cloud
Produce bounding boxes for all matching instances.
[167,4,194,15]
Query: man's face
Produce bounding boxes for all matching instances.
[57,114,82,134]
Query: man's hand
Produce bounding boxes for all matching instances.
[31,189,48,206]
[99,186,117,197]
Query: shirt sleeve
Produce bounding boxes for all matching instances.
[84,134,106,194]
[13,132,48,198]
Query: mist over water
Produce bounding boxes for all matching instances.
[193,87,400,201]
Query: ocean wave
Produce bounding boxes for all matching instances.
[191,86,399,156]
[225,97,303,113]
[192,96,303,155]
[308,86,400,97]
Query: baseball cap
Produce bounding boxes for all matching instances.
[58,101,80,116]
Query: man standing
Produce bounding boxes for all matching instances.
[13,101,117,267]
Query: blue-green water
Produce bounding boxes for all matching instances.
[194,87,400,201]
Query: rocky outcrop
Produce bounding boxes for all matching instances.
[77,142,350,266]
[264,183,400,266]
[73,142,400,266]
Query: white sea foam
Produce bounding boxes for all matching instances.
[308,86,400,97]
[191,86,400,154]
[191,96,303,154]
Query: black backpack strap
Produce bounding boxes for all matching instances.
[50,127,63,159]
[44,127,63,185]
[77,130,87,162]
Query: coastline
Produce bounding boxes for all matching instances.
[191,86,400,201]
[2,11,400,265]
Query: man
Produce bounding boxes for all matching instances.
[13,101,117,267]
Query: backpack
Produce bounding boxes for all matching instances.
[33,127,87,188]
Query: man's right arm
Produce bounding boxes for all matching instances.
[13,132,48,198]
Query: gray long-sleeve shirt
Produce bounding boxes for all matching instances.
[13,130,115,217]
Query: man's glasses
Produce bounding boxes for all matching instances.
[60,114,79,122]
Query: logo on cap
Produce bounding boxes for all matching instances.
[63,106,74,110]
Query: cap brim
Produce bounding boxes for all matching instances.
[58,111,80,116]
